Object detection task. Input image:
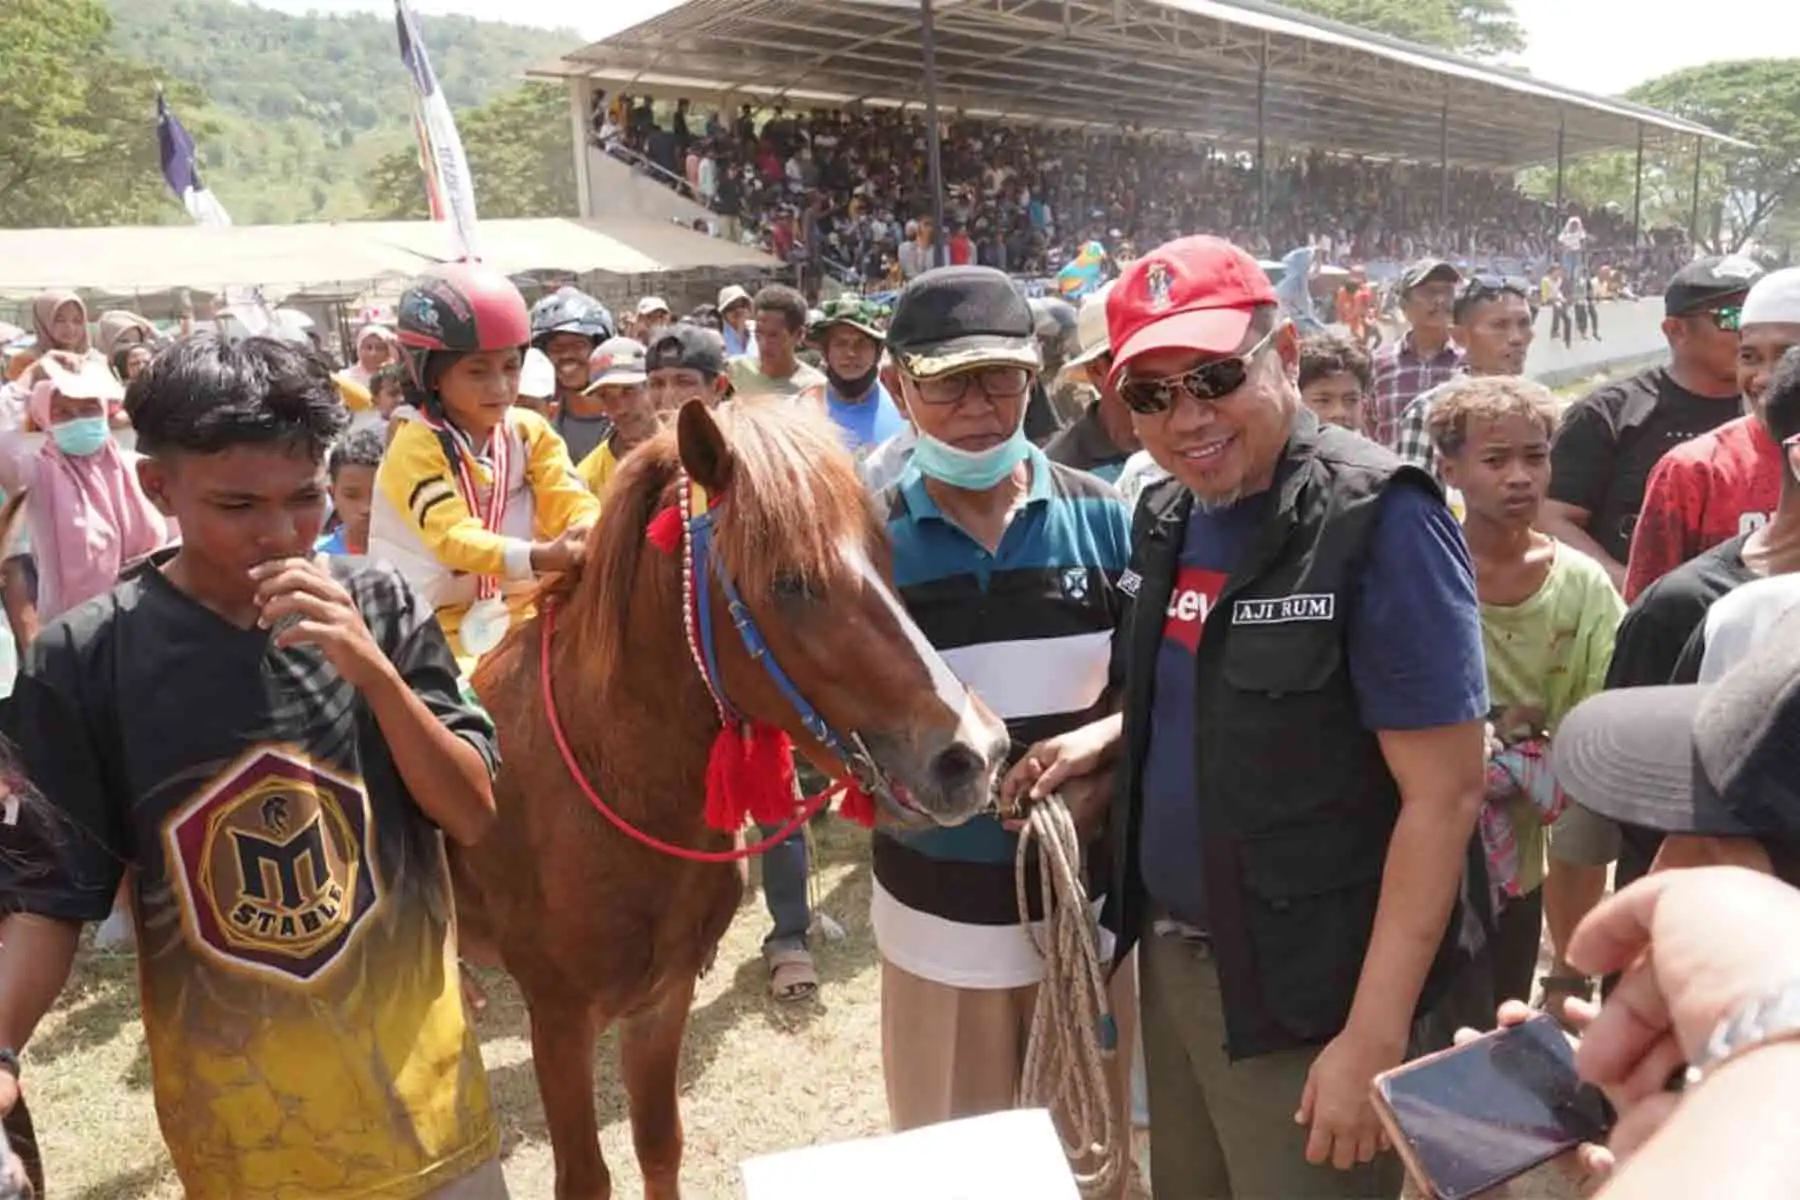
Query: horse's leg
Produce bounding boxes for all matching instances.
[618,974,698,1200]
[529,997,611,1200]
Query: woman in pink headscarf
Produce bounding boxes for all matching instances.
[0,353,172,637]
[341,323,397,390]
[4,290,105,386]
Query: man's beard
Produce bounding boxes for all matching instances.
[1190,487,1244,513]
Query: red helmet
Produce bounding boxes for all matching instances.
[395,261,531,393]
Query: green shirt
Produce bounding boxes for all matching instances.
[1480,542,1625,892]
[726,356,826,399]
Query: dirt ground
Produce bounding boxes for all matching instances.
[25,816,1576,1199]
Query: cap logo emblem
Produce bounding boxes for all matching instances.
[402,290,444,335]
[1715,255,1761,281]
[1145,262,1174,312]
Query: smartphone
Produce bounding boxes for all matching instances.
[1371,1014,1613,1200]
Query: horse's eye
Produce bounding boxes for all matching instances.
[772,573,813,602]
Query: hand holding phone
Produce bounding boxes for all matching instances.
[1371,1013,1614,1199]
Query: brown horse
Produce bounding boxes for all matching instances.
[454,398,1009,1198]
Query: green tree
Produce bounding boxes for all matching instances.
[0,0,205,227]
[1520,58,1800,253]
[103,0,577,224]
[364,82,577,221]
[1633,60,1800,253]
[1279,0,1526,57]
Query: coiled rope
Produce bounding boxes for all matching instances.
[1016,793,1124,1199]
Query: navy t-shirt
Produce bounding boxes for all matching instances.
[1138,480,1489,925]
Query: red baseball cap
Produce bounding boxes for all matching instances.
[1105,236,1279,390]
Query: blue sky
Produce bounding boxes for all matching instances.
[268,0,1800,95]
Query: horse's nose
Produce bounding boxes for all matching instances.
[928,742,987,796]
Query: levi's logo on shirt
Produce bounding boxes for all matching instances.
[1163,566,1228,653]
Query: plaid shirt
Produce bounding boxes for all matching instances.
[1392,374,1467,483]
[1368,332,1463,450]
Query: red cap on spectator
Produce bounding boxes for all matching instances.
[1106,236,1279,390]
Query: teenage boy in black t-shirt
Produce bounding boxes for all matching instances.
[0,336,507,1199]
[1541,257,1762,589]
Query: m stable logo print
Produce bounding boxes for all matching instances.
[164,746,381,985]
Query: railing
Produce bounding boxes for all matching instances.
[594,137,702,200]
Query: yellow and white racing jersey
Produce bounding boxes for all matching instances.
[371,405,598,663]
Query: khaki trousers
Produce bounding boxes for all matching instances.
[1139,918,1405,1200]
[879,955,1137,1195]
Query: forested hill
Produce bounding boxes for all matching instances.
[104,0,578,224]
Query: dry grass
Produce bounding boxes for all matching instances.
[28,820,892,1200]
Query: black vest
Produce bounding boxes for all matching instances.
[1105,419,1481,1060]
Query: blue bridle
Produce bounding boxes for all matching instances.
[685,505,902,810]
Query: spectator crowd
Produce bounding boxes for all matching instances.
[0,145,1794,1197]
[593,92,1686,294]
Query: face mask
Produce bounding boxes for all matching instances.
[51,416,110,457]
[910,423,1032,490]
[826,364,880,400]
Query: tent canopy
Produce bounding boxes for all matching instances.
[0,217,782,304]
[536,0,1746,170]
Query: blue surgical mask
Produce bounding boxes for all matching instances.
[909,424,1032,490]
[50,416,110,457]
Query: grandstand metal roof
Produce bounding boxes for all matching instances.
[533,0,1747,170]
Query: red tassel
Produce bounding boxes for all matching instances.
[838,784,878,828]
[703,721,798,832]
[645,506,682,556]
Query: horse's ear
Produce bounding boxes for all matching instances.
[677,399,735,494]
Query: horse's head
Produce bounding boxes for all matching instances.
[675,398,1008,828]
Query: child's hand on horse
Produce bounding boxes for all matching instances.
[530,523,594,575]
[251,557,390,691]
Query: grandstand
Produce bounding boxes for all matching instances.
[534,0,1744,240]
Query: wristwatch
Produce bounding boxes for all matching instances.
[1685,978,1800,1087]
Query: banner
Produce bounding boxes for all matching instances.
[396,0,480,261]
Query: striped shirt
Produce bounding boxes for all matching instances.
[871,448,1131,988]
[1369,332,1462,451]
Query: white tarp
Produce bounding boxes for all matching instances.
[0,217,782,302]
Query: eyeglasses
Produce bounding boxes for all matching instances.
[911,365,1033,406]
[1117,326,1280,416]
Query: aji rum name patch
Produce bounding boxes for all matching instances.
[1231,593,1336,625]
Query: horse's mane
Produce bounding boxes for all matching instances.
[554,398,878,680]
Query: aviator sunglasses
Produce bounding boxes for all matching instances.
[1118,325,1280,416]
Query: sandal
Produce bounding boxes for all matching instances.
[766,947,819,1003]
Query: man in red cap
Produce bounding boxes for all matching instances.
[1033,236,1490,1197]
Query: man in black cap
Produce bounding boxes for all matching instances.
[1555,598,1800,887]
[1540,256,1764,593]
[871,265,1137,1149]
[1367,259,1464,450]
[643,324,730,411]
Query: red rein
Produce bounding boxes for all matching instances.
[539,601,839,863]
[535,498,877,866]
